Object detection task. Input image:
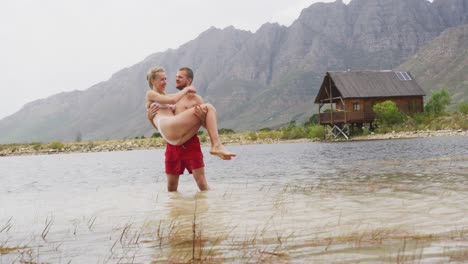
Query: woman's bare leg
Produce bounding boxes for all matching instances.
[201,104,236,160]
[162,104,236,160]
[160,110,204,144]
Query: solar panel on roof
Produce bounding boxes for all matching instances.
[395,71,412,81]
[396,72,405,80]
[401,72,412,80]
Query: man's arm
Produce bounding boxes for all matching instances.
[147,104,159,129]
[146,86,196,105]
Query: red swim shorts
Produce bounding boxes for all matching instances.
[165,135,204,175]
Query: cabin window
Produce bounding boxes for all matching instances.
[353,103,360,111]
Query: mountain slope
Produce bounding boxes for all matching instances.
[1,0,467,143]
[399,23,468,108]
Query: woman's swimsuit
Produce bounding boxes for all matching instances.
[150,102,181,145]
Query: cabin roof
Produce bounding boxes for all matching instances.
[314,70,426,103]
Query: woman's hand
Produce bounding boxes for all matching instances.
[194,105,208,127]
[184,86,197,94]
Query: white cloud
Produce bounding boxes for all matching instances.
[0,0,348,119]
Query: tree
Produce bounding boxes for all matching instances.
[373,101,405,127]
[218,128,235,134]
[457,102,468,114]
[304,114,319,127]
[425,88,451,116]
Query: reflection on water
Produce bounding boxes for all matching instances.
[1,136,467,263]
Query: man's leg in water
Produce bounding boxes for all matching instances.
[192,167,208,191]
[166,174,180,192]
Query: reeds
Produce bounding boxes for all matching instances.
[2,215,467,263]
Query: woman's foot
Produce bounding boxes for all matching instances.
[210,144,236,160]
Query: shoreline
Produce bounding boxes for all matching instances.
[0,129,466,158]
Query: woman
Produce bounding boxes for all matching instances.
[146,67,236,160]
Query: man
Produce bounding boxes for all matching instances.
[147,67,209,192]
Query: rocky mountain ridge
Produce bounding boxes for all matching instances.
[0,0,467,143]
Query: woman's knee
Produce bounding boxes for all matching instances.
[202,103,216,112]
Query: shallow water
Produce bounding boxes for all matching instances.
[1,136,467,263]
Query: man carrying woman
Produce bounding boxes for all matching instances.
[146,66,235,191]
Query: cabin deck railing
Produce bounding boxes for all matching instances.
[319,112,372,124]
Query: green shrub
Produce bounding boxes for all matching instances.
[425,88,451,116]
[257,131,270,140]
[410,112,433,125]
[32,142,42,151]
[457,103,468,114]
[199,134,207,143]
[305,125,325,138]
[361,127,370,136]
[373,101,406,128]
[219,128,235,134]
[281,125,306,139]
[248,132,258,141]
[458,116,468,129]
[304,114,319,126]
[152,132,162,138]
[49,141,64,150]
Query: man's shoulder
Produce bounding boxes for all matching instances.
[189,94,203,103]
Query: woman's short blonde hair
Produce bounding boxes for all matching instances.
[146,67,165,89]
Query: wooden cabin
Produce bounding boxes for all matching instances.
[314,71,425,129]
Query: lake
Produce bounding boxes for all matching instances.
[1,136,467,263]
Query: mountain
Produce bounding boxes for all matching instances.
[1,0,467,143]
[398,23,468,108]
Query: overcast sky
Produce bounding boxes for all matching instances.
[0,0,352,120]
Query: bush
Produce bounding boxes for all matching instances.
[256,130,281,140]
[305,125,325,138]
[457,103,468,114]
[425,88,451,116]
[281,125,306,139]
[199,134,207,143]
[151,132,162,138]
[49,141,64,150]
[257,131,269,140]
[248,132,258,141]
[361,127,370,136]
[304,114,319,126]
[373,101,406,128]
[219,128,235,134]
[410,112,433,125]
[32,142,42,151]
